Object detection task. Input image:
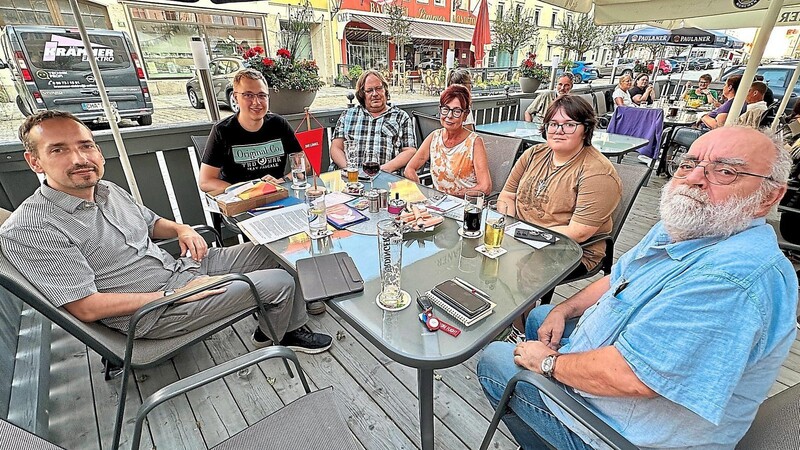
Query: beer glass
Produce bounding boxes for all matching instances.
[462,190,485,238]
[289,152,309,190]
[305,188,327,239]
[376,219,405,309]
[484,200,507,249]
[344,141,360,183]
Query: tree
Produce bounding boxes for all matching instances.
[386,2,411,65]
[492,9,539,66]
[279,0,315,61]
[602,24,635,59]
[557,13,605,61]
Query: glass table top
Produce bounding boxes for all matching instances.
[258,170,583,369]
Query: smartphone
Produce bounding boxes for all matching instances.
[431,280,489,317]
[514,228,557,243]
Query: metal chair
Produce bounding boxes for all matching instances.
[519,98,535,121]
[131,346,356,450]
[0,209,287,450]
[0,417,64,450]
[561,163,649,284]
[412,111,441,144]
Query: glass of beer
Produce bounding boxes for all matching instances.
[484,200,507,249]
[289,152,309,190]
[462,190,485,238]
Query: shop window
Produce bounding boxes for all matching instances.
[0,0,109,28]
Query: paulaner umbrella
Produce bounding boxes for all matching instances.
[471,0,492,67]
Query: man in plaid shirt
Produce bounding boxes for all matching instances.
[330,70,416,172]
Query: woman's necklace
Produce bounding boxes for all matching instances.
[535,147,584,198]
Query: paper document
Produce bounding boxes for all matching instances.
[324,191,354,207]
[239,203,308,244]
[203,193,222,214]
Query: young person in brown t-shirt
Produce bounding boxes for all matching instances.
[498,96,622,329]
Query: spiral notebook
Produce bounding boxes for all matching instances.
[426,285,495,327]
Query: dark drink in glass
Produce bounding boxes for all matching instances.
[463,206,482,234]
[363,161,380,178]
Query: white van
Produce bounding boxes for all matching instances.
[1,25,154,126]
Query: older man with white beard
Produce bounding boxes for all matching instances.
[478,126,798,449]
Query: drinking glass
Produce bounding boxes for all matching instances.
[462,190,485,238]
[362,152,380,190]
[305,188,327,239]
[344,141,360,170]
[289,152,309,190]
[484,200,507,249]
[376,219,405,309]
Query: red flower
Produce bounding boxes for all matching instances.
[262,57,275,66]
[243,49,256,59]
[277,48,292,59]
[252,46,264,55]
[524,60,533,68]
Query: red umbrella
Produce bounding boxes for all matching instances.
[470,0,491,67]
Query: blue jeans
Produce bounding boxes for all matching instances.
[477,305,590,450]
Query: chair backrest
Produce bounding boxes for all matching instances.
[190,135,209,162]
[519,98,535,120]
[594,91,609,116]
[412,111,441,145]
[576,93,594,110]
[608,106,663,160]
[0,418,63,450]
[476,132,524,195]
[609,163,649,241]
[735,383,800,450]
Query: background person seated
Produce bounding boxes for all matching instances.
[524,73,574,122]
[612,75,633,107]
[329,70,416,172]
[478,126,797,449]
[500,95,621,319]
[629,73,656,106]
[701,75,744,129]
[683,73,719,107]
[403,85,491,196]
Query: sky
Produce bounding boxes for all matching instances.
[727,27,799,59]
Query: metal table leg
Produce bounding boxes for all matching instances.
[418,367,434,450]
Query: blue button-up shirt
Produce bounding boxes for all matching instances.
[546,219,798,449]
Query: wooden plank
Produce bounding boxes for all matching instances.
[0,288,21,419]
[8,306,50,435]
[47,326,100,450]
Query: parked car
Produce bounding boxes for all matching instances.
[597,58,635,78]
[721,64,800,114]
[666,58,684,73]
[1,25,154,126]
[417,58,442,71]
[647,59,673,74]
[570,61,599,83]
[688,57,714,70]
[185,56,245,112]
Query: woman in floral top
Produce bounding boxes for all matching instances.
[404,85,491,196]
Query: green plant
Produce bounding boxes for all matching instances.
[561,58,574,70]
[633,60,650,75]
[242,46,323,91]
[518,52,549,82]
[349,65,363,81]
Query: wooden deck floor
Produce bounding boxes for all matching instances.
[46,157,800,450]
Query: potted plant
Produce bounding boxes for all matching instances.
[241,46,323,115]
[348,65,363,88]
[518,52,549,93]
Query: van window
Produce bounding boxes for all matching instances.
[20,31,131,71]
[759,69,788,88]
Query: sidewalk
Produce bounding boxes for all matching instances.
[0,85,435,142]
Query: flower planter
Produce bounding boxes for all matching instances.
[269,88,317,115]
[519,77,542,93]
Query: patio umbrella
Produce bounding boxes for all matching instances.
[470,0,492,67]
[537,0,797,125]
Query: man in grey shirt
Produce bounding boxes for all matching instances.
[0,110,331,353]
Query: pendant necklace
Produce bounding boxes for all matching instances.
[535,147,584,198]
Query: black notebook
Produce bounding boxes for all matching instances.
[296,253,364,302]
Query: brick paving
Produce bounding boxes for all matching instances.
[0,85,436,142]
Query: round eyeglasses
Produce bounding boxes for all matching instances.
[439,106,466,118]
[669,157,774,185]
[545,121,582,135]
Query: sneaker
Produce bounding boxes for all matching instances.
[638,154,653,166]
[251,327,273,349]
[280,325,332,354]
[307,300,326,315]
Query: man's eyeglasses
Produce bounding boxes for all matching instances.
[363,85,385,95]
[237,92,269,102]
[669,157,774,185]
[439,106,466,118]
[545,121,582,134]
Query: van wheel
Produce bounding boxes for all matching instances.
[228,90,239,113]
[188,88,204,109]
[137,115,153,126]
[16,95,31,116]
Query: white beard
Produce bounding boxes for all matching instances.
[659,182,763,242]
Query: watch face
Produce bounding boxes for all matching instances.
[541,355,556,376]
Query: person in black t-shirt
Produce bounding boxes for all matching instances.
[629,73,655,106]
[198,68,303,193]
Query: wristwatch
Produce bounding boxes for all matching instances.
[541,354,560,378]
[163,289,175,297]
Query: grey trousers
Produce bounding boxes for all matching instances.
[144,243,308,342]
